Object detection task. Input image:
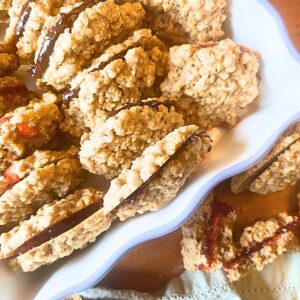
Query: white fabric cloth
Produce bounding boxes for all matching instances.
[79,251,300,300]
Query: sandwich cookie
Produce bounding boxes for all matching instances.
[4,0,82,64]
[79,99,184,179]
[32,0,145,90]
[181,194,236,273]
[61,29,168,137]
[103,125,212,220]
[0,93,60,173]
[0,146,85,225]
[231,125,300,194]
[0,188,112,271]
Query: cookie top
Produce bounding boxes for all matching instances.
[141,0,227,43]
[161,39,260,129]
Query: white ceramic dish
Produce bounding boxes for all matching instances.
[0,0,300,299]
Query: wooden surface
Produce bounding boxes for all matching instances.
[99,0,300,293]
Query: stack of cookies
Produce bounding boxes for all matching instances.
[0,0,264,274]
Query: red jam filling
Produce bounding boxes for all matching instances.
[0,116,12,125]
[3,164,20,186]
[15,123,40,138]
[199,198,234,271]
[223,216,300,270]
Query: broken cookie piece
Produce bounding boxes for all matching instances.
[0,94,60,173]
[0,76,35,117]
[103,125,212,220]
[161,39,260,129]
[0,146,85,225]
[140,0,227,44]
[231,125,300,194]
[223,213,299,282]
[0,188,113,272]
[32,0,145,91]
[0,44,19,76]
[61,29,168,137]
[181,194,236,273]
[79,99,184,179]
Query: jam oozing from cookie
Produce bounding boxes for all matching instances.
[3,164,20,186]
[0,116,11,126]
[63,42,143,104]
[12,200,103,257]
[13,1,32,46]
[223,216,300,269]
[15,123,40,138]
[199,198,234,271]
[32,0,98,79]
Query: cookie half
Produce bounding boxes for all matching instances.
[79,99,184,179]
[0,188,113,272]
[32,0,145,90]
[0,93,60,173]
[61,29,168,137]
[161,39,260,129]
[0,146,85,225]
[181,194,236,273]
[103,125,212,220]
[231,126,300,194]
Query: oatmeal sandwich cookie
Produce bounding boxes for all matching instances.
[80,99,184,179]
[181,197,299,282]
[231,124,300,194]
[0,76,35,117]
[0,94,60,173]
[0,146,85,225]
[223,213,299,282]
[61,29,168,137]
[103,125,212,220]
[0,189,113,272]
[161,39,260,129]
[181,194,236,273]
[32,0,145,91]
[140,0,227,44]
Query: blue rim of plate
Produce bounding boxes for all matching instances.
[40,1,300,299]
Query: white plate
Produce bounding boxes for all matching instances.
[1,0,300,299]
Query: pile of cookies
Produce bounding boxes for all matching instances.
[0,0,262,274]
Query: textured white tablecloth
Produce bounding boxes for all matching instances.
[77,248,300,300]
